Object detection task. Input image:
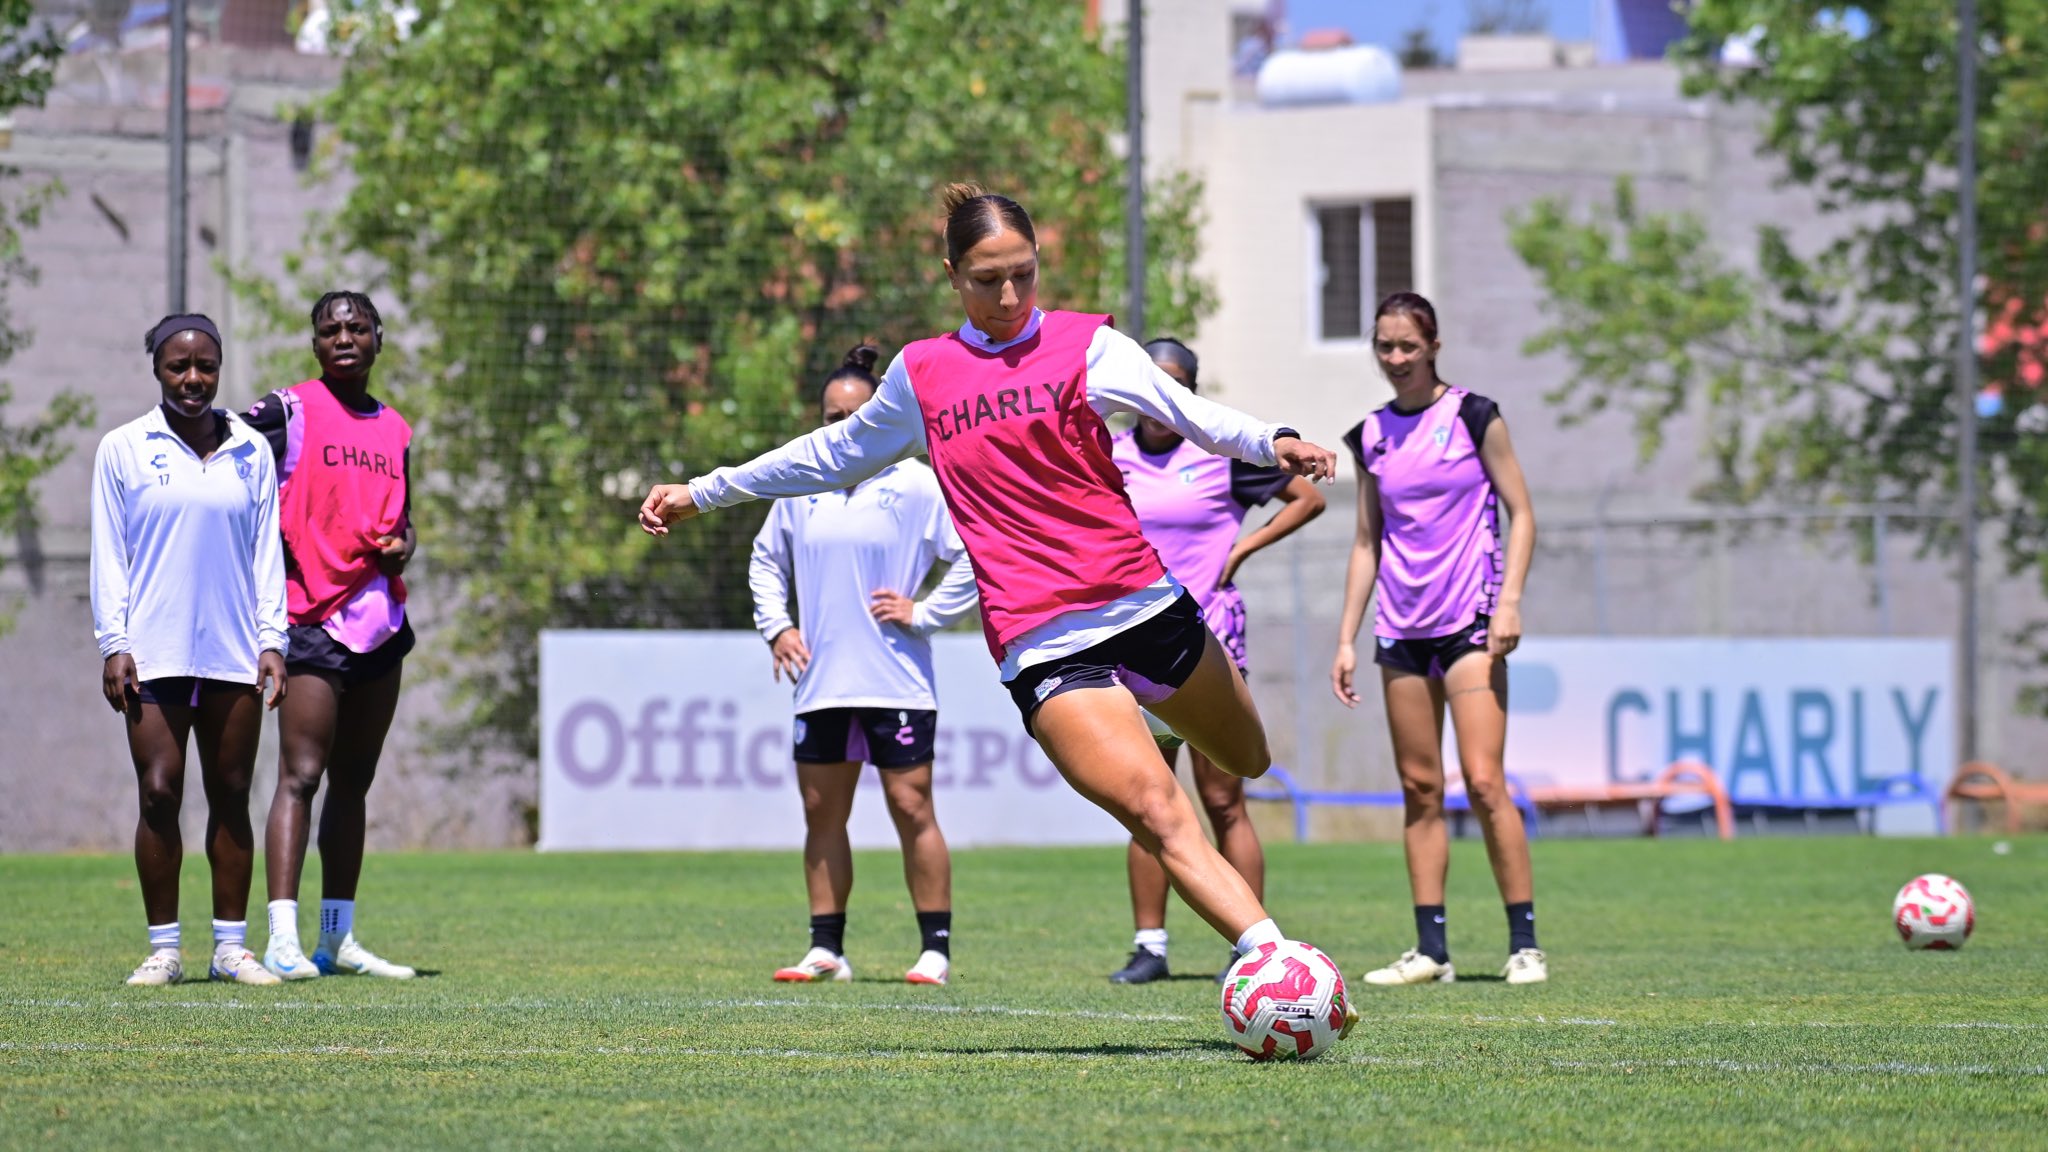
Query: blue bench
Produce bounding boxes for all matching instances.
[1717,776,1947,834]
[1243,765,1538,844]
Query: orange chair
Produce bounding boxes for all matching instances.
[1523,760,1736,842]
[1945,761,2048,836]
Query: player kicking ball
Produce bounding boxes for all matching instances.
[751,345,979,987]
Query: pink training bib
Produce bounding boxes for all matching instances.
[275,378,412,627]
[903,311,1166,661]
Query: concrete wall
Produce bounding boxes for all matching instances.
[1187,96,1432,451]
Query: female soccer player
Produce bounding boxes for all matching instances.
[750,345,980,987]
[244,291,419,981]
[642,185,1350,997]
[1106,338,1325,985]
[1330,292,1545,986]
[91,314,287,986]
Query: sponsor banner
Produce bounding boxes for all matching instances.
[539,631,1125,850]
[1452,637,1952,834]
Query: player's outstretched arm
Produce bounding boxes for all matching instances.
[1086,326,1336,480]
[640,355,925,535]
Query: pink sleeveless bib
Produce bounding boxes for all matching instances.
[904,311,1166,660]
[276,378,412,626]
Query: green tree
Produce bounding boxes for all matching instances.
[0,0,91,631]
[1511,3,2048,556]
[304,0,1211,760]
[1397,23,1445,70]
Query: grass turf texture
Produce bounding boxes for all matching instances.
[2,838,2044,1150]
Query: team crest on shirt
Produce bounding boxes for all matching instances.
[1433,426,1450,447]
[876,488,899,509]
[1179,467,1197,484]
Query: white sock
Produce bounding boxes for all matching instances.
[212,919,247,954]
[1134,928,1169,959]
[267,899,300,948]
[319,899,354,949]
[1235,918,1284,956]
[147,922,179,953]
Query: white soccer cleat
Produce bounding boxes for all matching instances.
[210,947,282,986]
[905,950,950,986]
[1140,708,1185,753]
[263,938,322,981]
[125,950,183,986]
[773,946,852,983]
[313,933,417,979]
[1503,948,1548,985]
[1361,949,1456,986]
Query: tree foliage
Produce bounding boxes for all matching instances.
[1511,2,2048,536]
[0,0,91,630]
[307,0,1212,759]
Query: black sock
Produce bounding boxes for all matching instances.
[1414,905,1448,963]
[1507,901,1537,953]
[809,913,846,956]
[917,910,952,958]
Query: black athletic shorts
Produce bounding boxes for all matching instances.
[1004,591,1209,733]
[285,617,415,688]
[793,707,938,769]
[1373,614,1492,679]
[136,676,248,707]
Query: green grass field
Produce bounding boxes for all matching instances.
[3,837,2045,1150]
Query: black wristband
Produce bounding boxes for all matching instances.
[1273,426,1300,441]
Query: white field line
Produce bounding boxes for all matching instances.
[7,999,2045,1033]
[0,1040,2042,1078]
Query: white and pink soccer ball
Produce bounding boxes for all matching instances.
[1893,873,1975,951]
[1220,940,1351,1061]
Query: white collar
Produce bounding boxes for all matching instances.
[959,308,1045,353]
[144,404,246,451]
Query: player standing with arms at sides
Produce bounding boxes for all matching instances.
[244,291,419,981]
[1106,338,1325,985]
[92,315,288,986]
[750,345,980,987]
[642,184,1354,1005]
[1331,292,1545,986]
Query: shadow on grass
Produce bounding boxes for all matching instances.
[930,1037,1231,1059]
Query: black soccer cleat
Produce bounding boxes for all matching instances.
[1109,948,1170,984]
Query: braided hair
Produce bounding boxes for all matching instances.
[311,290,383,352]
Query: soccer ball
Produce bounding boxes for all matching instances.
[1893,873,1975,950]
[1140,707,1185,754]
[1220,940,1351,1061]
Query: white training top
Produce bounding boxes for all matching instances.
[90,406,289,684]
[749,459,978,713]
[697,312,1286,680]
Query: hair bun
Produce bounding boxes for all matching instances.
[843,344,880,374]
[939,181,990,216]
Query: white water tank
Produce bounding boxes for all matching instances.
[1255,45,1402,108]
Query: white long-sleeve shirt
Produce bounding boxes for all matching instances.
[90,407,288,684]
[749,459,978,713]
[696,314,1290,678]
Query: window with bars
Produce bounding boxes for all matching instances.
[1312,198,1414,342]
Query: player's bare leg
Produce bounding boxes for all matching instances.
[776,761,860,982]
[881,763,952,984]
[1444,652,1543,983]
